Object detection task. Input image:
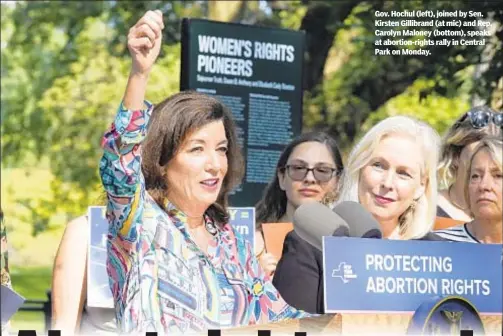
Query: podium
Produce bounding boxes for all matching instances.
[223,313,501,335]
[255,220,502,335]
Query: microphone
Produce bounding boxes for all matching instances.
[332,201,382,239]
[292,201,382,251]
[292,201,349,251]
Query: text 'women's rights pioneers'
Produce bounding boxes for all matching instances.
[373,9,494,56]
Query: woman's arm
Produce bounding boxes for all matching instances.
[99,95,152,251]
[100,11,164,332]
[99,10,164,252]
[51,216,88,334]
[255,229,278,276]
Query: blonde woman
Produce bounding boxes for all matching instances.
[436,137,502,244]
[335,115,441,239]
[437,106,502,222]
[273,116,444,313]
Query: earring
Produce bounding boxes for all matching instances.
[205,221,218,236]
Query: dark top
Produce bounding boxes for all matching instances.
[436,205,451,218]
[272,230,447,314]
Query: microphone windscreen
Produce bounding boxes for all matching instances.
[332,201,382,238]
[293,201,349,251]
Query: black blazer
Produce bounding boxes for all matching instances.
[272,230,447,314]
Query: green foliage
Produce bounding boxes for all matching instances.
[276,2,306,30]
[308,0,501,152]
[1,168,66,265]
[2,4,182,237]
[362,78,471,135]
[35,22,180,232]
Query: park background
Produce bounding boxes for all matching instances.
[1,0,502,331]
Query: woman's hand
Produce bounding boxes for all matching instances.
[127,10,164,75]
[123,10,164,110]
[259,252,278,277]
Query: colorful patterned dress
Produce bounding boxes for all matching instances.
[99,101,306,334]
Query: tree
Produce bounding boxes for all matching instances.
[2,3,182,233]
[304,0,502,149]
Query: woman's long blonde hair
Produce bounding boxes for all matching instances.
[336,116,441,239]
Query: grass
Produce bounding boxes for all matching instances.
[9,266,52,332]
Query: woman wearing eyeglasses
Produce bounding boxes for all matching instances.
[273,116,444,313]
[437,106,502,222]
[254,131,343,293]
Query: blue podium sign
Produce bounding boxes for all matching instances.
[87,206,256,308]
[323,237,502,314]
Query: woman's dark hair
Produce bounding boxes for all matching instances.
[141,91,244,226]
[254,131,344,228]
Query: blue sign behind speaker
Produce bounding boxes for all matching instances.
[322,237,502,314]
[407,296,485,335]
[227,207,255,248]
[87,206,256,308]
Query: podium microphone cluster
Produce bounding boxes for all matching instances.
[292,201,382,250]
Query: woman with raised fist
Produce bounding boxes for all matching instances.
[99,10,306,335]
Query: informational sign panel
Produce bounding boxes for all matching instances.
[323,237,502,314]
[180,18,305,207]
[87,206,256,308]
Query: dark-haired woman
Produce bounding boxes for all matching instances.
[254,132,344,276]
[99,10,305,335]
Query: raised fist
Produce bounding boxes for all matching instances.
[127,10,164,74]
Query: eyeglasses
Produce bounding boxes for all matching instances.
[460,107,503,129]
[283,164,337,183]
